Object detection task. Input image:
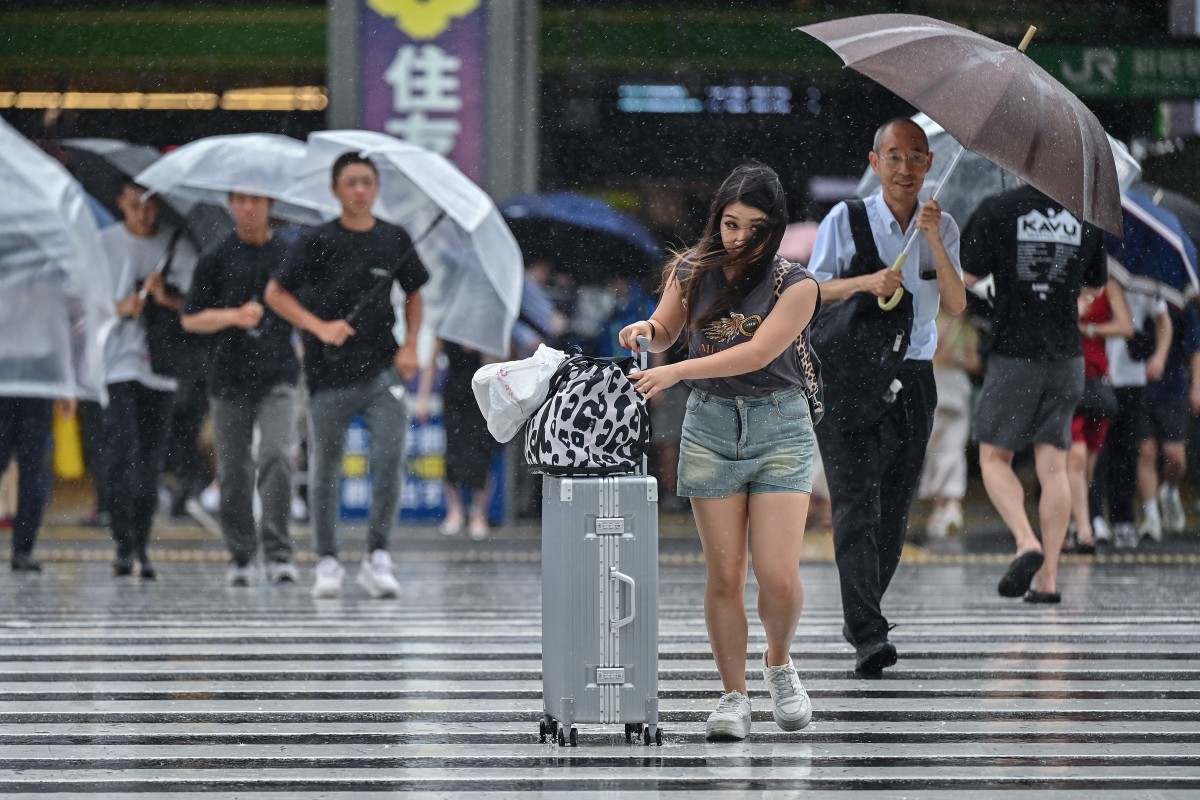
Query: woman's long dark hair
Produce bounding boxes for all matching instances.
[667,161,788,334]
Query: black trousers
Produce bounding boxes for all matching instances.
[816,360,936,647]
[1091,386,1142,525]
[104,381,174,561]
[0,397,53,558]
[77,400,111,516]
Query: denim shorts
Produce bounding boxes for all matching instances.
[676,386,816,498]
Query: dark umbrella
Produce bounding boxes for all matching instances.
[501,192,662,284]
[1106,189,1199,309]
[799,14,1123,235]
[1137,182,1200,259]
[60,138,230,253]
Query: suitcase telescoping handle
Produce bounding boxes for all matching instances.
[635,335,650,476]
[610,569,636,629]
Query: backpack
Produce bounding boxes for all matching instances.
[523,352,650,475]
[809,199,914,432]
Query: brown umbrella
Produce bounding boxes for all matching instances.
[799,13,1122,237]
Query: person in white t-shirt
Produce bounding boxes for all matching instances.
[99,182,195,580]
[1092,291,1170,548]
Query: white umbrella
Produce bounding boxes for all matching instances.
[0,119,117,403]
[279,130,524,359]
[134,133,325,226]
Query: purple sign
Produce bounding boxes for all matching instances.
[358,0,487,184]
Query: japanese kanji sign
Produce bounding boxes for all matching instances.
[359,0,486,182]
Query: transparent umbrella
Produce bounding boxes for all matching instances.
[134,133,326,226]
[280,130,524,358]
[856,113,1143,231]
[0,120,117,403]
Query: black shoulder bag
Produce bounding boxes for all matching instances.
[143,229,199,379]
[808,199,914,432]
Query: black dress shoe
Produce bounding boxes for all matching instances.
[112,558,134,577]
[138,560,157,581]
[855,640,898,677]
[11,553,42,572]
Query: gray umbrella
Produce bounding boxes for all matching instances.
[799,13,1122,236]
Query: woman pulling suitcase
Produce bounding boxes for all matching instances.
[619,162,822,741]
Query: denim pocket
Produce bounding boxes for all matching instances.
[685,390,706,413]
[772,392,810,421]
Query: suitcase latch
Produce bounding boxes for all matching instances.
[596,667,625,684]
[595,517,625,535]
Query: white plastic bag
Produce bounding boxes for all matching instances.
[472,344,568,443]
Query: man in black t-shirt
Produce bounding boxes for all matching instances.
[183,191,301,587]
[266,152,428,600]
[962,184,1106,604]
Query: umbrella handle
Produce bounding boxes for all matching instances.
[878,253,908,310]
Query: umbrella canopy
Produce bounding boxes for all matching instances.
[279,130,523,358]
[1105,189,1199,309]
[501,192,663,283]
[134,133,325,226]
[1137,182,1200,258]
[61,137,231,257]
[856,113,1141,230]
[0,120,117,403]
[800,13,1123,235]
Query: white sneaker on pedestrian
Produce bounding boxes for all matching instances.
[1159,484,1186,535]
[1138,513,1163,543]
[1092,516,1112,544]
[705,690,752,741]
[311,556,345,598]
[267,560,299,584]
[226,562,255,587]
[356,549,400,598]
[1113,522,1138,550]
[468,516,489,541]
[762,650,812,731]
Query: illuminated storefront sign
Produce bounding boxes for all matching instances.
[617,84,793,115]
[358,0,486,182]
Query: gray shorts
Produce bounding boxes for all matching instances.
[973,354,1083,452]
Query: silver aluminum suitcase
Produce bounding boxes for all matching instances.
[539,472,661,746]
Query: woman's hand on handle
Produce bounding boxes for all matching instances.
[618,320,656,353]
[631,363,681,399]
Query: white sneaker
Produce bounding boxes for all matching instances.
[1113,522,1138,550]
[1092,516,1112,544]
[468,516,489,541]
[705,690,752,741]
[267,560,299,584]
[1139,513,1163,543]
[762,650,813,731]
[356,549,400,598]
[226,563,255,587]
[1160,485,1186,535]
[311,556,345,598]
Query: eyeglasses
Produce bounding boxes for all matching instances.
[877,152,930,169]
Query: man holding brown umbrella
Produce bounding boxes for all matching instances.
[809,117,966,676]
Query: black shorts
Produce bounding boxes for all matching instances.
[1138,394,1188,443]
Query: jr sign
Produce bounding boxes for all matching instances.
[359,0,486,182]
[1031,45,1200,101]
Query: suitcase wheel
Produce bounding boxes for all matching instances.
[556,726,567,747]
[569,726,578,747]
[655,727,663,747]
[538,719,547,743]
[642,726,651,746]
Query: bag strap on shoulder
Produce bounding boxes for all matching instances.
[844,198,885,276]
